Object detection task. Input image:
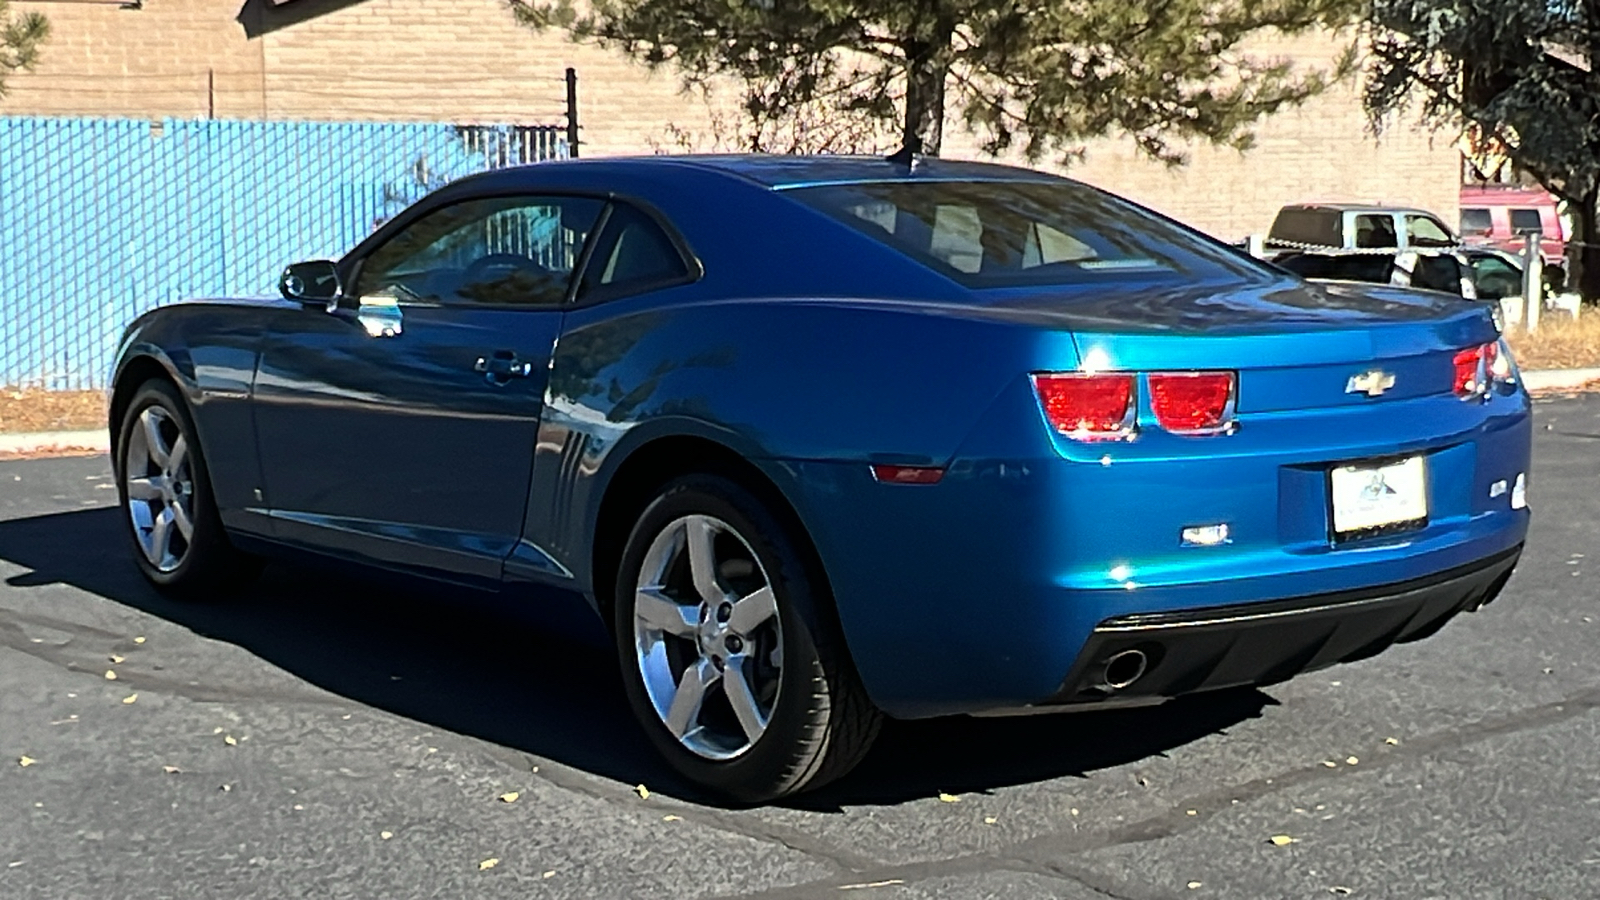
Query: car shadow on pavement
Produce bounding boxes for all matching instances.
[0,507,1273,809]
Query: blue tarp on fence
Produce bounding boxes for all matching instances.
[0,117,567,389]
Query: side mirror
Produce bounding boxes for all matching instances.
[280,260,343,308]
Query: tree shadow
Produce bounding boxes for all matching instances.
[0,507,1271,809]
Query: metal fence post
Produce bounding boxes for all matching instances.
[565,67,580,158]
[1522,231,1542,333]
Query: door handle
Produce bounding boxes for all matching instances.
[473,351,534,385]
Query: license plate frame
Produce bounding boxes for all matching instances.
[1328,455,1429,542]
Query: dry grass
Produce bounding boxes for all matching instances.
[1505,306,1600,372]
[0,388,107,434]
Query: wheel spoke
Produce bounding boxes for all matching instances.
[139,408,170,468]
[126,475,165,501]
[663,658,719,738]
[165,434,188,478]
[728,585,777,634]
[635,586,698,637]
[723,655,769,743]
[171,500,195,542]
[148,505,175,565]
[685,516,722,605]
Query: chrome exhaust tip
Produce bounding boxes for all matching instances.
[1101,648,1149,691]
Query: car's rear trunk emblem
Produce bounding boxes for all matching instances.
[1346,370,1397,397]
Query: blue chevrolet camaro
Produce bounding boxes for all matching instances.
[110,154,1531,801]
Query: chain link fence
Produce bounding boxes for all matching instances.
[1,117,569,390]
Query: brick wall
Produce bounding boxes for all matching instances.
[5,1,1458,239]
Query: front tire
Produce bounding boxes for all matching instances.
[116,380,260,599]
[614,474,880,802]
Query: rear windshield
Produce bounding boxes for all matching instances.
[785,180,1265,289]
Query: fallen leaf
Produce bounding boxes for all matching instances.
[293,804,303,811]
[6,861,22,869]
[1188,881,1203,889]
[161,765,180,774]
[478,858,499,871]
[1329,888,1352,896]
[212,727,224,734]
[662,814,681,822]
[1345,756,1359,766]
[223,735,238,747]
[542,871,555,879]
[219,784,232,792]
[110,655,125,664]
[840,880,905,890]
[1185,809,1198,816]
[133,637,146,645]
[18,756,35,768]
[937,792,961,803]
[1269,834,1299,847]
[122,694,138,705]
[983,816,997,825]
[104,670,118,681]
[1070,807,1080,816]
[498,791,520,804]
[634,784,650,800]
[1322,760,1338,768]
[380,831,393,840]
[1384,737,1399,745]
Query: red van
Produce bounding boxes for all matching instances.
[1458,185,1566,267]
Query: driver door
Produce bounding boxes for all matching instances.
[253,193,604,583]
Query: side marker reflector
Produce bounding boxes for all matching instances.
[871,465,945,485]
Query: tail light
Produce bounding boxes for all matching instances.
[1149,372,1236,434]
[1454,341,1511,399]
[1031,373,1136,440]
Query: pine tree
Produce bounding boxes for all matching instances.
[0,1,48,100]
[511,0,1358,165]
[1366,0,1600,300]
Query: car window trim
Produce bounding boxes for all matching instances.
[566,196,704,309]
[346,190,613,311]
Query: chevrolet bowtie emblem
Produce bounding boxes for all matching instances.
[1346,369,1397,397]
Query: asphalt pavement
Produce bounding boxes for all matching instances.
[1,393,1597,900]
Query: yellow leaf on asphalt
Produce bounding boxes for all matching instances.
[18,756,35,768]
[1188,882,1203,890]
[1384,737,1399,745]
[380,831,393,840]
[1186,809,1198,816]
[983,816,997,825]
[1329,888,1353,896]
[161,765,180,774]
[498,792,520,804]
[937,792,961,803]
[104,670,117,681]
[110,655,125,664]
[1269,834,1299,846]
[1322,760,1338,768]
[662,815,681,822]
[223,735,238,747]
[212,727,224,734]
[133,637,146,644]
[634,784,650,800]
[122,694,138,705]
[1345,756,1359,765]
[478,858,499,871]
[542,871,555,879]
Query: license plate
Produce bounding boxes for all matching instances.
[1330,455,1429,537]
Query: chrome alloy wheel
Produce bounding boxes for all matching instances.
[632,514,783,760]
[124,405,195,574]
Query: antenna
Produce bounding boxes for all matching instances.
[886,135,923,170]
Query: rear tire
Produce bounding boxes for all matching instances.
[613,474,880,802]
[115,380,261,600]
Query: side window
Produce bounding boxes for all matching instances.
[1460,208,1492,236]
[578,203,691,301]
[1406,215,1454,247]
[1354,214,1398,248]
[1509,208,1544,235]
[356,195,604,307]
[1412,254,1464,294]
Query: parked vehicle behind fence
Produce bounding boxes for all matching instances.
[1458,185,1566,269]
[1267,203,1458,252]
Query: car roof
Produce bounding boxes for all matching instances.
[1278,203,1438,216]
[488,153,1068,190]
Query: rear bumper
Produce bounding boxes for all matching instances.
[1044,544,1521,707]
